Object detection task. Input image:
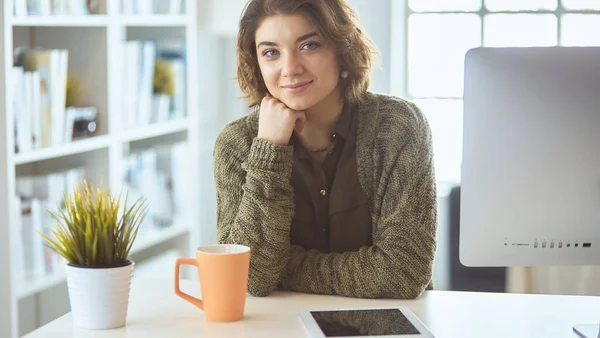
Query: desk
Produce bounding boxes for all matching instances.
[24,279,599,338]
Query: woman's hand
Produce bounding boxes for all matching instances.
[257,95,306,146]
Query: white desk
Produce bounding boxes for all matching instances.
[24,279,599,338]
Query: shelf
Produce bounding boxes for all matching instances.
[14,135,111,165]
[129,222,191,254]
[122,119,189,143]
[11,15,110,27]
[15,223,191,300]
[14,268,67,301]
[120,15,190,27]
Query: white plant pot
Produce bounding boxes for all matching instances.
[65,261,134,330]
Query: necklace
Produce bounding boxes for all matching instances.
[309,143,334,153]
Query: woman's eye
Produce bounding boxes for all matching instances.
[263,49,278,57]
[302,42,319,51]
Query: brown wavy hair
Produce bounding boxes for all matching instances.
[236,0,378,108]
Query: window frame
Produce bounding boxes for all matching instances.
[390,0,600,189]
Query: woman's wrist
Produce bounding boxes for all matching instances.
[244,138,294,173]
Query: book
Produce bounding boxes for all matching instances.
[15,48,69,148]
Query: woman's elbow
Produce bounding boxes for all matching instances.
[246,278,275,297]
[399,286,426,299]
[379,284,426,299]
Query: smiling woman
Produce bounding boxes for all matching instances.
[213,0,439,299]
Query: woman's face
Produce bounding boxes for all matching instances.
[255,14,341,111]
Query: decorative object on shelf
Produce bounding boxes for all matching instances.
[65,75,100,142]
[153,58,175,98]
[40,181,148,330]
[69,106,98,141]
[65,74,85,108]
[152,58,175,123]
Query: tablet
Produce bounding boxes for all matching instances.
[298,307,434,338]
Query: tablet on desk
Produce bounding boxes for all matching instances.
[298,307,434,338]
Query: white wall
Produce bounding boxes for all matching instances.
[346,0,391,94]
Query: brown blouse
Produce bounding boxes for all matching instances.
[289,104,373,253]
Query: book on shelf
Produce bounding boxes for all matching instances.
[122,39,186,128]
[14,168,84,282]
[122,142,189,235]
[13,47,69,152]
[121,0,184,15]
[14,0,93,16]
[12,47,100,153]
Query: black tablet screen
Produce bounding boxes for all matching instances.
[310,309,420,337]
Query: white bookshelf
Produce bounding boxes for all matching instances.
[121,117,189,142]
[14,134,111,164]
[11,16,111,27]
[0,0,200,336]
[121,15,191,27]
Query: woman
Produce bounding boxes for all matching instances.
[214,0,437,299]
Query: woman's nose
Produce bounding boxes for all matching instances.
[281,53,303,77]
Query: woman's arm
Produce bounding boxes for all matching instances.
[279,112,438,299]
[214,124,295,297]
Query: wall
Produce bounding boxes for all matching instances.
[346,0,391,94]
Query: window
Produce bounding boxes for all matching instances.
[392,1,600,186]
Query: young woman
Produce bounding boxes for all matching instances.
[214,0,437,299]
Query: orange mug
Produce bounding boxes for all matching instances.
[174,244,251,322]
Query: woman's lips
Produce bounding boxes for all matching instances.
[282,81,313,93]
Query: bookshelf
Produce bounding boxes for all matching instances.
[0,0,200,336]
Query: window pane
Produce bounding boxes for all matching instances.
[408,14,481,98]
[484,14,557,47]
[413,99,463,184]
[485,0,557,11]
[561,15,600,46]
[409,0,481,12]
[562,0,600,10]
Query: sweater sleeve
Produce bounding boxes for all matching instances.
[214,126,295,297]
[279,111,438,299]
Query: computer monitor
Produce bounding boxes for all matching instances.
[460,46,600,267]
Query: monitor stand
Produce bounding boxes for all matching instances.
[573,324,599,338]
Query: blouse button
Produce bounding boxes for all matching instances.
[320,189,327,196]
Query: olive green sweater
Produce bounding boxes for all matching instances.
[214,92,437,299]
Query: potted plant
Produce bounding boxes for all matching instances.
[41,181,148,330]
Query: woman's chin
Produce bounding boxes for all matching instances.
[279,97,314,111]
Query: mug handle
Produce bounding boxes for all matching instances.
[174,258,204,310]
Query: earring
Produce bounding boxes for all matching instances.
[341,70,349,79]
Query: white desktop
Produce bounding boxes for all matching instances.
[460,46,600,337]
